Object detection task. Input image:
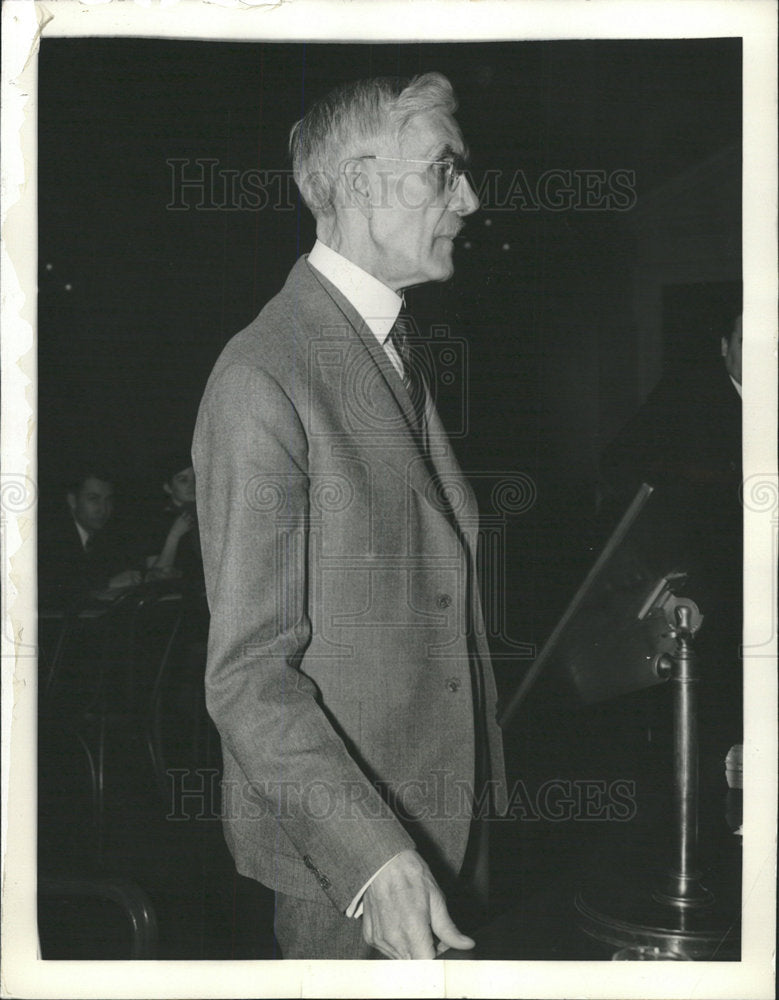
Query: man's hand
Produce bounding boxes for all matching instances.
[168,509,195,540]
[107,569,142,589]
[361,849,475,959]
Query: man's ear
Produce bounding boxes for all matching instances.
[721,336,728,359]
[341,158,373,219]
[66,491,76,513]
[162,482,172,498]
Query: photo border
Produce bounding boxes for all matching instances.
[2,2,776,997]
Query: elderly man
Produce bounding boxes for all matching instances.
[193,73,507,960]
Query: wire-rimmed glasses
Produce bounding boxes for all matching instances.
[361,154,466,193]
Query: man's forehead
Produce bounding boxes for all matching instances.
[398,109,465,157]
[82,477,114,496]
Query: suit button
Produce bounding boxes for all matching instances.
[446,677,461,692]
[436,593,452,609]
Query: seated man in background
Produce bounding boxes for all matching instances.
[38,464,142,611]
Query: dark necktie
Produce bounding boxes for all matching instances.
[389,311,428,443]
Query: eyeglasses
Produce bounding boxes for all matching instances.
[361,154,467,193]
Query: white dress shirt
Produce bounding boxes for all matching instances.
[308,239,406,378]
[307,240,408,917]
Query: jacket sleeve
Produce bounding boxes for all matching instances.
[192,361,415,911]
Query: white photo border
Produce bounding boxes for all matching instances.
[2,2,776,998]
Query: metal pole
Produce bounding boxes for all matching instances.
[654,605,713,908]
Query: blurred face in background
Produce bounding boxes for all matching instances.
[164,465,196,506]
[68,476,115,534]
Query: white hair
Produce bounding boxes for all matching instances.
[288,72,458,219]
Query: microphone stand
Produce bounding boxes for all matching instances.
[652,604,714,910]
[575,602,740,959]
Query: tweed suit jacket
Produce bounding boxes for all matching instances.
[193,255,507,910]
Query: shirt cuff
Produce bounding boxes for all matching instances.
[345,852,405,919]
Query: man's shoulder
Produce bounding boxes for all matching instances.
[205,256,364,397]
[219,257,352,364]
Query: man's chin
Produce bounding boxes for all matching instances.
[416,268,454,287]
[403,252,455,288]
[428,249,456,282]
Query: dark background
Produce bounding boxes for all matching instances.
[36,36,743,960]
[38,35,742,649]
[38,39,741,453]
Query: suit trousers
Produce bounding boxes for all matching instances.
[273,892,377,960]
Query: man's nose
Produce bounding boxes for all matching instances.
[450,173,479,216]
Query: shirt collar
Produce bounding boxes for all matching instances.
[729,373,742,399]
[307,239,402,346]
[73,517,90,549]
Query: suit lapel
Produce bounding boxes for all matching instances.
[295,257,477,540]
[301,259,435,495]
[425,400,478,544]
[313,266,422,427]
